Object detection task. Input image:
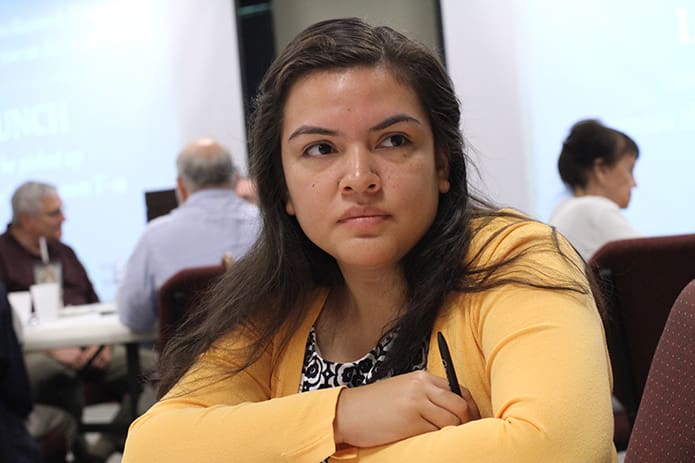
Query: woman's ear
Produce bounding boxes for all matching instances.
[437,152,450,193]
[285,197,296,216]
[593,157,606,171]
[591,158,609,184]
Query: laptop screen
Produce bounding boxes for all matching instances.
[144,189,178,222]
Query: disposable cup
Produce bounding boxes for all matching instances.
[8,291,32,324]
[29,283,62,323]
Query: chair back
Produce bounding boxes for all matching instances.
[588,233,695,430]
[624,278,695,462]
[156,264,225,352]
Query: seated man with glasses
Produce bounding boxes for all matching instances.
[0,181,153,462]
[0,181,97,306]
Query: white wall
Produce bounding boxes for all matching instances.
[440,1,531,213]
[441,0,695,234]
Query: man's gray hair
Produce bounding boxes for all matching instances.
[176,140,237,193]
[11,181,57,224]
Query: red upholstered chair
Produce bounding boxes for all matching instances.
[588,233,695,447]
[624,278,695,462]
[156,264,225,353]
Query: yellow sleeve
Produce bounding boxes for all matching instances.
[353,220,616,462]
[122,333,343,463]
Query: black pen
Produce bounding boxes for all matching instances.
[437,331,462,396]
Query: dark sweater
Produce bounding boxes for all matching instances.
[0,226,98,305]
[0,283,42,462]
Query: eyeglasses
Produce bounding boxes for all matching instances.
[42,208,64,218]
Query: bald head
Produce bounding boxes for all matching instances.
[176,139,237,194]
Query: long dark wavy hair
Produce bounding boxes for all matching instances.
[157,17,593,397]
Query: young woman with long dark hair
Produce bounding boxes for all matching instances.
[123,18,616,462]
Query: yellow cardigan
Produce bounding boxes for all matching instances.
[123,219,617,462]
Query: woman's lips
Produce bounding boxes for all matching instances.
[338,206,390,223]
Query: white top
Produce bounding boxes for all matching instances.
[549,195,641,261]
[116,188,260,332]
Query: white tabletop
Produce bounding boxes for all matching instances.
[20,302,156,352]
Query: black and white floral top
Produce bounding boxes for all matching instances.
[300,327,428,462]
[299,326,428,392]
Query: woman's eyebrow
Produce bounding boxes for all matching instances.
[287,114,421,141]
[288,125,338,141]
[370,114,421,132]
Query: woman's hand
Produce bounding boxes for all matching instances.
[333,370,480,448]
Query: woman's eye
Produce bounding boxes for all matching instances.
[305,143,334,156]
[380,134,409,148]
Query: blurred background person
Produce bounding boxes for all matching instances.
[549,119,642,260]
[0,181,104,421]
[0,181,97,303]
[0,181,154,462]
[117,138,260,333]
[1,282,79,463]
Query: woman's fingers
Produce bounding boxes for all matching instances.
[424,384,474,428]
[419,401,465,430]
[423,373,481,423]
[459,385,481,420]
[334,371,481,448]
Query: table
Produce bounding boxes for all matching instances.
[20,302,156,433]
[21,303,154,351]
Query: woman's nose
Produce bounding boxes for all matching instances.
[338,147,381,194]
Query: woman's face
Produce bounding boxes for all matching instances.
[602,151,637,208]
[280,66,449,274]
